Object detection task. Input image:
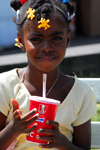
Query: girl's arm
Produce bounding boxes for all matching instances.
[73,120,91,150]
[37,120,91,150]
[0,112,20,150]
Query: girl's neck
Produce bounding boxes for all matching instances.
[21,66,59,89]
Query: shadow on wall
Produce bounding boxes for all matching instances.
[0,0,17,48]
[76,0,100,36]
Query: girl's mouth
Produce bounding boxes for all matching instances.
[37,57,56,62]
[39,57,55,62]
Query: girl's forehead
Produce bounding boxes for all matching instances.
[23,15,67,34]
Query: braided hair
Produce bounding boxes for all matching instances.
[10,0,75,34]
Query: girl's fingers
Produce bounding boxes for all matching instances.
[11,98,37,122]
[46,120,59,130]
[24,123,38,133]
[37,128,56,136]
[37,134,56,142]
[22,113,39,128]
[39,142,55,149]
[11,99,22,118]
[13,109,22,119]
[21,108,38,122]
[11,99,19,112]
[37,121,59,137]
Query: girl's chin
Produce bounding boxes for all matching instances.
[38,65,57,72]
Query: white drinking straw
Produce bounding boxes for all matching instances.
[43,74,47,98]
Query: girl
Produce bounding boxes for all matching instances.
[0,0,97,149]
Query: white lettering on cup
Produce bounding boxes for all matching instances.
[30,132,35,138]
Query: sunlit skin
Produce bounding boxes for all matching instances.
[19,15,69,73]
[17,15,72,98]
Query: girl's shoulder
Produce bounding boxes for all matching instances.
[59,73,93,100]
[62,73,92,91]
[0,69,20,86]
[0,68,17,77]
[59,74,95,109]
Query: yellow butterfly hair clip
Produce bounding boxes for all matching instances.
[38,18,50,30]
[15,38,21,48]
[26,7,35,20]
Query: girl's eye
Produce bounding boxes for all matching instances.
[30,37,41,42]
[53,36,62,42]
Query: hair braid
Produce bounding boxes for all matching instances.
[33,0,55,21]
[10,0,22,11]
[65,2,75,16]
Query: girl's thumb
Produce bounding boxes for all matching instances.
[11,98,19,112]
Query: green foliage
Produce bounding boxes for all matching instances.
[91,149,100,150]
[91,104,100,150]
[91,104,100,121]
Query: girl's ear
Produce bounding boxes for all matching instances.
[17,32,25,51]
[66,34,70,48]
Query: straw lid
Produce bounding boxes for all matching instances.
[29,96,60,105]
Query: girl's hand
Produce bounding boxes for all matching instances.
[37,120,67,149]
[11,99,39,136]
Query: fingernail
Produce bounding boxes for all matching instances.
[34,113,39,117]
[46,120,49,124]
[36,135,40,139]
[33,108,37,112]
[39,144,45,148]
[39,144,42,148]
[30,108,37,113]
[37,128,42,132]
[34,123,38,126]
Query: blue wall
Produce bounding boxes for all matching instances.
[0,0,17,48]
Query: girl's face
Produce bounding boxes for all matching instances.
[18,15,70,73]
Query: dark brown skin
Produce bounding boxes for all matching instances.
[0,15,91,150]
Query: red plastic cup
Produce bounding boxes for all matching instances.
[26,96,60,144]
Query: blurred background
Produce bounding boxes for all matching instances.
[0,0,100,77]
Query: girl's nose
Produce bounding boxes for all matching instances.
[41,40,53,52]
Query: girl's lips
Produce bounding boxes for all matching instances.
[37,57,56,62]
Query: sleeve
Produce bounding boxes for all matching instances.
[0,75,11,116]
[73,86,97,127]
